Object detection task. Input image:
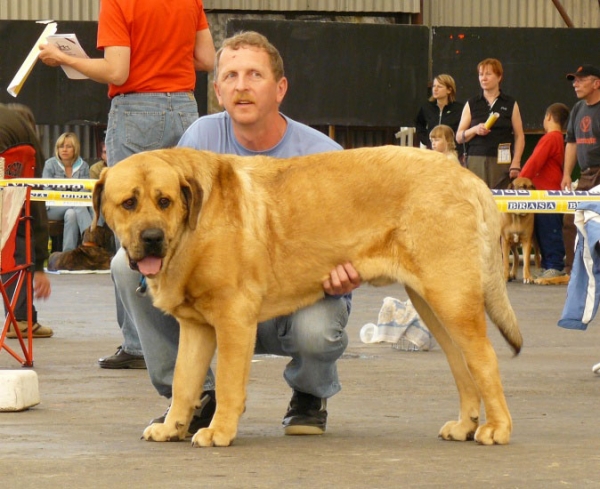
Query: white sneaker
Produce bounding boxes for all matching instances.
[592,362,600,374]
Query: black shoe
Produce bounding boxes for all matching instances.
[98,346,146,369]
[282,390,327,435]
[151,390,216,437]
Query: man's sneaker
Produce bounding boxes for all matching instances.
[533,268,569,285]
[98,346,146,369]
[538,268,567,279]
[6,321,53,338]
[151,390,216,437]
[282,390,327,435]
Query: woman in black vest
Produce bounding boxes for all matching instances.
[415,74,464,156]
[456,58,524,188]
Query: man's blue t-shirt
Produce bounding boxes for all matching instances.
[177,111,341,156]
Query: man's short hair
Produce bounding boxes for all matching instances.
[215,31,285,81]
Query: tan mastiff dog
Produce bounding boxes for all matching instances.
[93,145,522,448]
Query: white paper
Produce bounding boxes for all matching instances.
[46,34,90,79]
[7,22,58,97]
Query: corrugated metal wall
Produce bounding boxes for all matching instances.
[202,0,420,12]
[0,0,420,19]
[423,0,600,28]
[2,0,595,25]
[0,0,100,21]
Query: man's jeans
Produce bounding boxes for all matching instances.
[105,92,199,356]
[111,248,349,400]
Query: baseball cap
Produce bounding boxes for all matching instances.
[566,65,600,80]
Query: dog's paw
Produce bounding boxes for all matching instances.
[142,422,185,442]
[474,422,511,445]
[438,419,477,442]
[522,276,533,284]
[191,427,235,448]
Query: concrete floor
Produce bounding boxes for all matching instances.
[1,272,600,488]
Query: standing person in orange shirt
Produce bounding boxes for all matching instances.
[39,0,215,369]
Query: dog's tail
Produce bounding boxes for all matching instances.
[479,186,523,355]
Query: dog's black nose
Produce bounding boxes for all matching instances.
[141,228,164,254]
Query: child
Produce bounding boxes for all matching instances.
[520,103,570,283]
[429,124,460,164]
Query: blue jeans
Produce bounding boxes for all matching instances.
[46,206,93,251]
[111,248,349,400]
[105,92,199,356]
[534,213,566,271]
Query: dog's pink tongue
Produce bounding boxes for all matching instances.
[137,256,162,276]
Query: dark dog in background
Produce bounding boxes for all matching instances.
[500,177,540,283]
[47,225,114,271]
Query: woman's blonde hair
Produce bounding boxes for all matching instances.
[429,124,457,151]
[428,74,457,103]
[54,132,81,162]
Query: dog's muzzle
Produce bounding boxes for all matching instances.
[128,228,166,277]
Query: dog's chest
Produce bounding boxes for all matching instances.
[503,215,533,244]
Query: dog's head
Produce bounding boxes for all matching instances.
[92,148,204,277]
[508,177,535,191]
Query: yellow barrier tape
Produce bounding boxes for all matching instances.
[491,189,600,214]
[0,179,96,206]
[0,178,96,191]
[30,190,92,206]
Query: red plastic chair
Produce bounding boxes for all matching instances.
[0,143,36,367]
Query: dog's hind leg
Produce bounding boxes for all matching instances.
[143,321,216,442]
[405,287,481,442]
[407,283,513,445]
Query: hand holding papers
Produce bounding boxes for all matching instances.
[46,34,90,80]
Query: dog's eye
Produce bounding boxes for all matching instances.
[122,198,136,210]
[158,197,171,209]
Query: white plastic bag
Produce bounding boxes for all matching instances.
[359,297,436,351]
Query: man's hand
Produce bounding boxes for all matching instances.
[323,262,361,296]
[561,175,573,192]
[38,43,65,67]
[33,271,51,300]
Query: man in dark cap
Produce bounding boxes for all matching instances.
[559,65,600,374]
[561,65,600,192]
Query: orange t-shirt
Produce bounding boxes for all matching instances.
[97,0,209,98]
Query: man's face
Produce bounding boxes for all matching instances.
[572,75,600,100]
[214,46,287,126]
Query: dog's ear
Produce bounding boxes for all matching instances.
[181,178,203,231]
[91,175,105,231]
[507,181,515,190]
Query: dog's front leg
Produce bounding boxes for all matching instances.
[143,321,216,442]
[521,238,533,284]
[192,315,258,448]
[501,237,512,282]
